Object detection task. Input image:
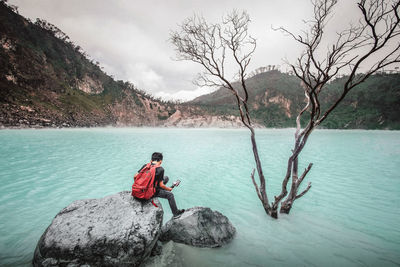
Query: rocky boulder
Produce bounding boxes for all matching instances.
[33,191,163,267]
[159,207,236,248]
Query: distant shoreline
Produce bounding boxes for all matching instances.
[1,125,397,131]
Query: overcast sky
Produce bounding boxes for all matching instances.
[8,0,399,101]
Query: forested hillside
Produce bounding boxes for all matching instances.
[191,70,400,129]
[0,1,178,128]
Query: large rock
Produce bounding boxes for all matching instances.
[33,191,163,267]
[159,207,236,248]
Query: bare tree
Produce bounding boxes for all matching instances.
[273,0,400,215]
[171,0,400,219]
[171,10,273,216]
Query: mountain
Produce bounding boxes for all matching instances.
[1,1,399,129]
[191,70,400,129]
[0,2,241,128]
[0,2,172,127]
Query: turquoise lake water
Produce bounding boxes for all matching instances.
[0,128,399,266]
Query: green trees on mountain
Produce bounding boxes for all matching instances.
[192,70,400,129]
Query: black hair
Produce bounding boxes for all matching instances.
[151,152,163,162]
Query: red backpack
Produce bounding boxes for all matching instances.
[131,163,157,200]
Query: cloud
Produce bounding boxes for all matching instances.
[9,0,400,101]
[155,87,215,102]
[126,63,164,92]
[10,0,313,100]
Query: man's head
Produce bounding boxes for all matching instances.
[151,152,163,163]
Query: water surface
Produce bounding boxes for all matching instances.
[0,128,399,266]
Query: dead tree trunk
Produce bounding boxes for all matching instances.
[275,0,400,214]
[170,11,272,216]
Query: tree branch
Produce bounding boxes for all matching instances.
[295,182,312,199]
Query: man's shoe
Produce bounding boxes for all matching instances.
[173,209,185,219]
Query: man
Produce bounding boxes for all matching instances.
[135,152,185,218]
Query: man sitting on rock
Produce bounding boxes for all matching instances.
[135,152,185,218]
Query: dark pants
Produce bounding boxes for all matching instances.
[154,176,179,215]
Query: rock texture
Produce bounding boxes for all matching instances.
[142,241,181,267]
[164,110,264,128]
[33,191,163,267]
[164,113,244,128]
[159,207,236,248]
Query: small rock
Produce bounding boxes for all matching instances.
[159,207,236,248]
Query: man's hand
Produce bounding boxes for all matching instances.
[159,181,172,191]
